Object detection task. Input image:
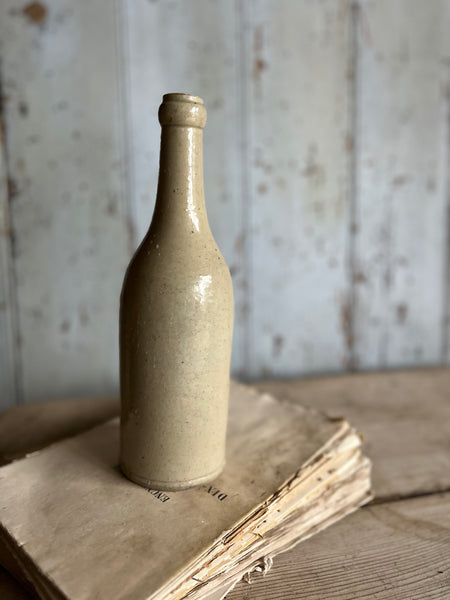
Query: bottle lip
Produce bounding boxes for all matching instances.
[162,93,204,105]
[159,93,206,129]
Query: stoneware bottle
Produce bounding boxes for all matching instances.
[120,93,234,491]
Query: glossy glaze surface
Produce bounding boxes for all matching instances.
[119,94,234,490]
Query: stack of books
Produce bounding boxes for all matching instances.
[0,381,371,600]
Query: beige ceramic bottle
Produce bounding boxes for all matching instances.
[120,93,234,491]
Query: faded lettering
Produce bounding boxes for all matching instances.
[148,489,171,503]
[204,485,228,501]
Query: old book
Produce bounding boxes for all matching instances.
[0,382,372,600]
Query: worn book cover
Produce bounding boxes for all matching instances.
[0,382,371,599]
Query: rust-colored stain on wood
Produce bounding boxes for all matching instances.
[301,146,325,186]
[391,174,410,187]
[344,133,354,153]
[106,199,118,216]
[257,183,267,195]
[353,270,367,284]
[22,2,47,24]
[253,26,267,81]
[233,233,245,254]
[59,320,70,333]
[396,303,408,324]
[7,178,18,200]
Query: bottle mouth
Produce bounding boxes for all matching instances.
[159,93,206,129]
[162,93,204,105]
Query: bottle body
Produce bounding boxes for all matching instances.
[119,94,233,490]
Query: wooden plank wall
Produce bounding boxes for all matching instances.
[0,0,131,407]
[353,0,450,369]
[0,0,449,407]
[244,0,353,377]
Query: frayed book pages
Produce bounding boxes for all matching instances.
[0,382,372,600]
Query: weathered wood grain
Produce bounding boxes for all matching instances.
[352,0,450,369]
[244,0,354,378]
[227,492,450,599]
[0,394,118,465]
[0,94,20,410]
[3,494,449,600]
[122,0,247,376]
[0,0,130,404]
[0,369,450,600]
[0,368,449,599]
[256,368,450,500]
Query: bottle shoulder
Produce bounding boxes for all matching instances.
[122,232,233,296]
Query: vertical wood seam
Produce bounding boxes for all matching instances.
[115,0,137,257]
[237,0,252,380]
[441,70,450,363]
[347,1,360,371]
[380,194,392,367]
[352,0,390,369]
[0,59,24,406]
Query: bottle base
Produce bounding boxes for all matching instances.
[120,461,225,491]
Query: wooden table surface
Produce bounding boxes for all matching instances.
[1,368,449,599]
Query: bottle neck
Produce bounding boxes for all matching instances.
[153,125,208,234]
